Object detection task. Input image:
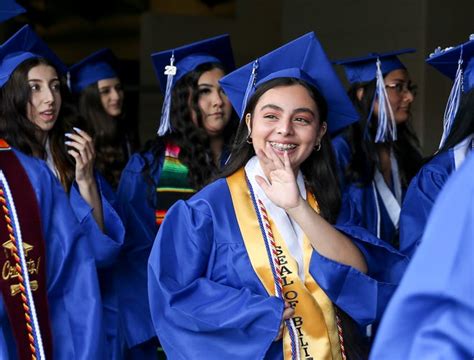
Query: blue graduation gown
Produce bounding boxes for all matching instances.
[339,183,400,247]
[398,149,454,258]
[70,172,125,358]
[370,153,474,360]
[0,150,106,359]
[115,151,163,349]
[148,176,408,359]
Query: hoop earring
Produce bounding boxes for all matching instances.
[314,142,321,152]
[246,135,253,144]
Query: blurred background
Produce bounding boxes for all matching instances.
[2,0,473,155]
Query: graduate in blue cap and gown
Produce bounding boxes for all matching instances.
[69,49,137,189]
[399,35,474,258]
[148,32,409,360]
[0,139,107,359]
[0,25,124,358]
[370,151,474,359]
[115,34,237,357]
[333,50,422,247]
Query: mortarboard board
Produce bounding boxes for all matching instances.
[151,34,235,135]
[334,49,416,84]
[0,0,25,23]
[68,48,118,93]
[219,32,359,135]
[0,24,67,88]
[426,34,474,148]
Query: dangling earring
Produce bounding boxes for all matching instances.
[314,142,321,152]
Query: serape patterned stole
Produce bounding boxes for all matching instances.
[155,142,196,226]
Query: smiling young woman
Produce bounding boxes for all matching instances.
[148,32,408,360]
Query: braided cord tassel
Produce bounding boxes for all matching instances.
[335,309,347,360]
[158,52,176,136]
[374,59,397,143]
[0,176,45,360]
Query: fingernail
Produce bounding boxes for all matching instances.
[65,141,72,145]
[65,133,73,138]
[73,127,81,132]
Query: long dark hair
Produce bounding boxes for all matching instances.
[78,81,133,188]
[220,77,341,224]
[340,79,423,187]
[436,87,474,154]
[0,57,77,190]
[220,77,368,359]
[142,62,238,206]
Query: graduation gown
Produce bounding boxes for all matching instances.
[370,153,474,360]
[148,169,408,359]
[115,151,163,348]
[399,135,473,258]
[0,150,106,359]
[331,134,351,188]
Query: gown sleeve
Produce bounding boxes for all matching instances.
[114,153,159,348]
[69,172,125,268]
[399,164,448,258]
[370,154,474,360]
[148,200,285,360]
[309,194,409,326]
[27,156,107,359]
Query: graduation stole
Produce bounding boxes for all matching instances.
[155,142,195,226]
[0,140,53,360]
[227,168,342,360]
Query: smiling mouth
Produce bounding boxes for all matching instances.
[269,141,297,151]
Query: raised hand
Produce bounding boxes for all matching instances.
[255,143,303,211]
[65,127,96,185]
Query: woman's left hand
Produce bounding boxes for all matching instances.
[65,128,96,185]
[255,144,304,211]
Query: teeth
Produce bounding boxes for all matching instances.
[269,142,297,151]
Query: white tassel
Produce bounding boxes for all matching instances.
[158,53,177,136]
[240,59,259,117]
[374,59,397,143]
[439,49,463,149]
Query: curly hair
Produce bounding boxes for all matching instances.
[78,82,133,188]
[220,77,342,224]
[0,57,77,191]
[142,61,238,207]
[339,79,423,188]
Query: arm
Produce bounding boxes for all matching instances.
[148,200,285,359]
[65,127,104,231]
[255,146,367,273]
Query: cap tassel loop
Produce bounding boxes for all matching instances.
[374,59,397,143]
[439,47,464,149]
[240,59,259,118]
[158,52,177,136]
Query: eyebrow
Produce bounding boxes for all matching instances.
[260,104,316,117]
[28,78,59,82]
[198,83,214,87]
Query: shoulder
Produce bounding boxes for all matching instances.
[410,150,454,192]
[122,151,157,174]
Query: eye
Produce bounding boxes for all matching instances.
[293,117,311,124]
[99,88,111,95]
[263,114,278,120]
[51,82,61,91]
[114,84,123,92]
[30,84,40,91]
[198,88,211,96]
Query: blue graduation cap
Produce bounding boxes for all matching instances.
[426,34,474,148]
[68,48,118,93]
[0,24,67,88]
[151,34,235,135]
[0,0,25,23]
[219,32,359,135]
[334,48,416,84]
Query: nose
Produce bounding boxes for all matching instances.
[43,87,55,105]
[277,119,293,136]
[110,88,121,101]
[403,89,414,103]
[212,89,224,108]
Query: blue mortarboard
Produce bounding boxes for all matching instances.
[151,34,235,135]
[0,0,25,23]
[151,34,235,93]
[0,24,67,88]
[219,32,359,135]
[426,34,474,148]
[68,48,118,93]
[334,49,416,84]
